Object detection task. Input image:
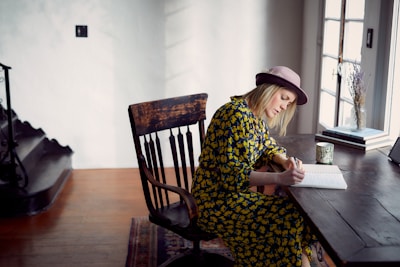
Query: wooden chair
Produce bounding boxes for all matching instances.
[128,93,234,267]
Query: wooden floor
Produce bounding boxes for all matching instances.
[0,168,335,267]
[0,168,145,267]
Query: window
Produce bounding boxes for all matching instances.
[317,0,399,137]
[318,0,365,128]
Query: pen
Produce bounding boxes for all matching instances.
[294,157,299,168]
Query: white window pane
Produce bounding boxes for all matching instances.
[321,57,338,93]
[323,21,340,55]
[339,100,354,127]
[339,62,354,100]
[319,91,336,128]
[325,0,342,19]
[343,21,363,60]
[346,0,365,19]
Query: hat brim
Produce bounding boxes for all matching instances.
[255,73,308,105]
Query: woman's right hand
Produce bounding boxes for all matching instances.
[278,168,305,186]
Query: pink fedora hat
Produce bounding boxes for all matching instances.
[255,66,308,105]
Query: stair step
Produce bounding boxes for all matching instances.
[1,84,73,217]
[16,133,72,176]
[0,150,73,217]
[15,130,47,174]
[1,107,74,217]
[0,108,17,130]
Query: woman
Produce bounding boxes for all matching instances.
[191,66,317,267]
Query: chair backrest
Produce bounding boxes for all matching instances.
[128,93,207,216]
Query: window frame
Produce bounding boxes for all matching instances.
[317,0,400,139]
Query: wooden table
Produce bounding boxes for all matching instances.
[276,134,400,267]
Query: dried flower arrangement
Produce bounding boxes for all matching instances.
[347,63,367,130]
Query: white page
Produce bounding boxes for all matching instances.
[291,164,347,189]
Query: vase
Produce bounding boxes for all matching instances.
[351,105,366,131]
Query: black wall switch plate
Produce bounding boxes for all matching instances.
[76,25,88,38]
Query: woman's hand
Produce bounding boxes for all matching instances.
[279,156,304,170]
[276,156,305,185]
[252,155,306,186]
[277,167,305,186]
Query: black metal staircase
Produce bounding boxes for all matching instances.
[0,63,73,217]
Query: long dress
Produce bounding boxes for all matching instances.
[191,97,317,267]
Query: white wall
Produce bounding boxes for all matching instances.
[0,0,308,169]
[298,0,323,134]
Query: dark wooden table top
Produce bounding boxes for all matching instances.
[276,134,400,267]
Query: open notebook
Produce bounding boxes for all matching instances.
[291,164,347,189]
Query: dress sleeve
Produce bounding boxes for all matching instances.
[211,103,269,192]
[254,135,287,169]
[204,100,287,193]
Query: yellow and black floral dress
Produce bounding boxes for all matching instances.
[191,97,317,267]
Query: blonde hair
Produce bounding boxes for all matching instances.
[243,84,297,136]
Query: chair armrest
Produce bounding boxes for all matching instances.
[138,155,199,222]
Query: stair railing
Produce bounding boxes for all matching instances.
[0,62,28,188]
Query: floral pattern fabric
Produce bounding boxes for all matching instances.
[191,97,317,266]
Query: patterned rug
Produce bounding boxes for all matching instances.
[125,216,333,267]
